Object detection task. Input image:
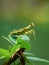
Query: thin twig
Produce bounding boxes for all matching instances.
[3,48,25,65]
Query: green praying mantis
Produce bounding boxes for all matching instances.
[8,22,35,44]
[0,23,49,65]
[2,23,35,65]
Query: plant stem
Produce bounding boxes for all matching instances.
[14,62,16,65]
[20,50,25,65]
[3,48,25,65]
[20,56,25,65]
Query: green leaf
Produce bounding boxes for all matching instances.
[24,56,34,65]
[0,56,5,59]
[0,48,10,59]
[16,62,20,65]
[19,35,30,41]
[2,36,14,45]
[24,52,34,56]
[8,45,12,51]
[8,34,18,44]
[10,44,20,55]
[27,56,49,63]
[17,38,31,50]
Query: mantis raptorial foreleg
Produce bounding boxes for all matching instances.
[9,23,35,35]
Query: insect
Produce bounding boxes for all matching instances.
[1,23,49,65]
[2,23,35,65]
[8,23,35,45]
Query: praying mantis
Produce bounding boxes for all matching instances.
[0,23,49,65]
[2,23,35,65]
[8,22,35,44]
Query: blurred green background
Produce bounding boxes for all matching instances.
[0,0,49,65]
